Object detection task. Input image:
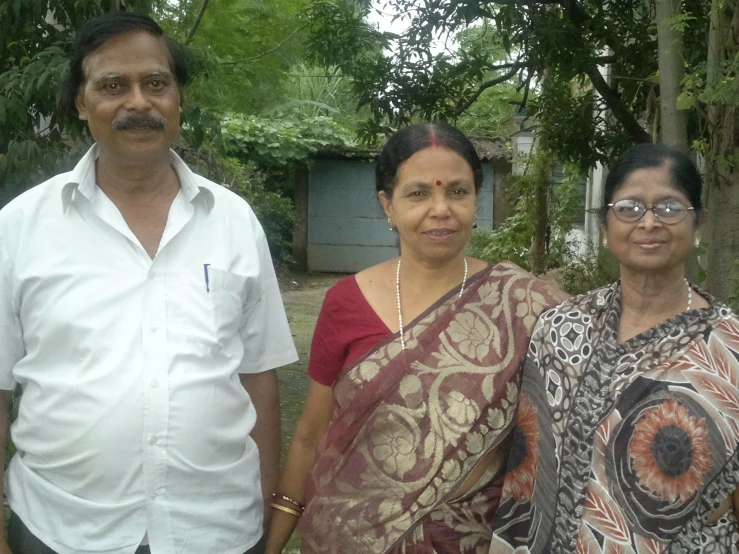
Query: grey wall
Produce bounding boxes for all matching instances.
[307,159,494,273]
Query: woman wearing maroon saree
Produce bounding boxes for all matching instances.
[265,123,564,554]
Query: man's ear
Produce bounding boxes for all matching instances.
[75,89,89,121]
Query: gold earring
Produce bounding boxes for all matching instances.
[603,237,608,248]
[388,217,394,231]
[695,236,701,248]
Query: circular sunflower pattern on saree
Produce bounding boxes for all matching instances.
[607,389,725,540]
[629,397,713,503]
[501,393,540,503]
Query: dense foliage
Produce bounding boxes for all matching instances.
[220,112,356,168]
[466,149,583,273]
[307,0,738,299]
[176,147,297,261]
[0,0,360,264]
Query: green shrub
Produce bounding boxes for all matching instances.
[466,224,531,270]
[466,150,583,273]
[558,250,619,296]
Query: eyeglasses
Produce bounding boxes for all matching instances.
[607,199,695,224]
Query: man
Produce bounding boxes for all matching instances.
[0,12,297,554]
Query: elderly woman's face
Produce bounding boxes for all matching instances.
[378,146,477,265]
[605,166,700,274]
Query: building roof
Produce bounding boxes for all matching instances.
[468,136,511,161]
[313,136,510,162]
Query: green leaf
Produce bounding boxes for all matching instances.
[676,91,694,110]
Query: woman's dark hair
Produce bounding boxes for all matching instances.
[61,11,190,118]
[600,143,703,223]
[375,123,484,197]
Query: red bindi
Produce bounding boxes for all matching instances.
[435,180,442,186]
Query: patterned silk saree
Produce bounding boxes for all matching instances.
[491,282,739,554]
[299,262,564,554]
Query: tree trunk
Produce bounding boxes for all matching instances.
[530,154,550,275]
[655,0,688,150]
[703,0,739,300]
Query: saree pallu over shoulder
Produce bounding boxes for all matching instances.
[491,282,739,554]
[299,262,566,554]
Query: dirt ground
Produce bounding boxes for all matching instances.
[276,272,342,552]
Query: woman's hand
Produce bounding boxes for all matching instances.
[264,379,337,554]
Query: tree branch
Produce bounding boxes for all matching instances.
[454,51,617,116]
[484,54,614,73]
[485,60,532,71]
[592,54,617,65]
[586,66,651,143]
[184,0,210,46]
[520,74,532,109]
[453,65,522,116]
[220,25,307,65]
[558,0,652,143]
[478,0,562,5]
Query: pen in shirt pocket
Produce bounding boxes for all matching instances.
[203,263,210,292]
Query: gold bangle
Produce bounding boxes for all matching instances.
[271,502,302,518]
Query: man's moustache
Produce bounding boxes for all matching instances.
[111,114,166,131]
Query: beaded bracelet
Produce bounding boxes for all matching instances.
[271,492,305,511]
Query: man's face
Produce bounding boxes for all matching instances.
[75,30,181,163]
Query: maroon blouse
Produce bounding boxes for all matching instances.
[307,275,392,386]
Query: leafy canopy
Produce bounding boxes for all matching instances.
[306,0,711,167]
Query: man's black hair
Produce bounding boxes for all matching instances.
[61,11,190,118]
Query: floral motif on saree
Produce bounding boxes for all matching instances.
[299,262,565,554]
[491,282,739,554]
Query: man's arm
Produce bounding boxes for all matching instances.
[0,390,13,553]
[240,370,281,534]
[0,236,19,553]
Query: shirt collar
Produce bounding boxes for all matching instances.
[61,144,215,214]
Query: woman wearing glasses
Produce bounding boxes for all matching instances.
[490,144,739,553]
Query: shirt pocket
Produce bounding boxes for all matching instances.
[168,267,261,351]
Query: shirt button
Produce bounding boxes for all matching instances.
[151,380,159,388]
[148,435,158,445]
[148,273,156,280]
[150,325,158,333]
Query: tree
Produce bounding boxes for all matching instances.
[307,0,662,162]
[307,0,739,299]
[656,0,689,150]
[700,0,738,299]
[467,149,583,274]
[155,0,311,115]
[0,0,156,202]
[0,0,352,263]
[0,0,314,199]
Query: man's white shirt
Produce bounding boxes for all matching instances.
[0,145,298,554]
